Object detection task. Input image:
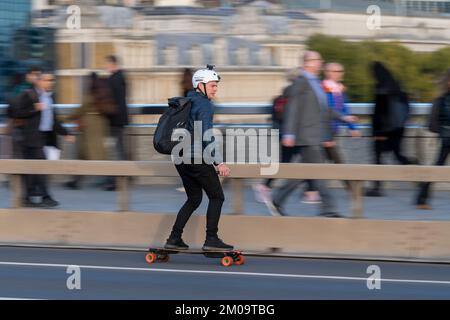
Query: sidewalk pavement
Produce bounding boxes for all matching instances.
[0,180,449,221]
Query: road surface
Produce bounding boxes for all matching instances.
[0,246,449,300]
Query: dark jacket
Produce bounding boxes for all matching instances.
[372,90,410,136]
[429,92,450,138]
[15,88,68,148]
[371,61,410,136]
[282,74,342,146]
[186,90,221,164]
[187,90,214,137]
[108,70,129,127]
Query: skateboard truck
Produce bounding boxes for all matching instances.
[145,248,245,267]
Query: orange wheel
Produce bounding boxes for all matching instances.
[235,255,245,265]
[221,256,233,267]
[145,253,157,264]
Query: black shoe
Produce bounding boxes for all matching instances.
[164,237,189,250]
[41,196,59,208]
[365,189,384,197]
[22,198,43,208]
[103,184,116,191]
[265,201,285,216]
[65,181,80,190]
[202,237,234,251]
[319,212,343,218]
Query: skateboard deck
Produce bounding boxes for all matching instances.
[145,247,245,267]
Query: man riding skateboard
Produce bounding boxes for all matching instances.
[165,65,233,252]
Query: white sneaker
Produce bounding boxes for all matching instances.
[252,183,272,203]
[176,187,185,193]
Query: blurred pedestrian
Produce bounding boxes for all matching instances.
[16,71,74,207]
[6,67,42,159]
[104,55,129,191]
[252,68,301,203]
[181,68,194,97]
[415,69,450,209]
[301,62,361,202]
[265,51,356,217]
[321,62,360,189]
[65,72,114,190]
[365,61,417,197]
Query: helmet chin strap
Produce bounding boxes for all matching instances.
[203,83,208,99]
[197,83,209,99]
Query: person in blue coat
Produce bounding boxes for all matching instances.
[321,63,360,190]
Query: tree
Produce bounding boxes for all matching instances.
[306,34,450,102]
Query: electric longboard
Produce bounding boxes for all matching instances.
[145,247,245,267]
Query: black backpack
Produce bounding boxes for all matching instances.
[153,97,192,155]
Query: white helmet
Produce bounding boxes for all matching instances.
[192,64,221,89]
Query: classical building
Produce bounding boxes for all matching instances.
[27,0,450,104]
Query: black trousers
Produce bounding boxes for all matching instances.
[264,146,297,188]
[170,163,224,239]
[416,137,450,205]
[111,126,128,161]
[324,144,351,190]
[272,145,336,214]
[374,129,412,165]
[105,126,128,186]
[370,128,413,190]
[304,143,351,192]
[22,146,49,199]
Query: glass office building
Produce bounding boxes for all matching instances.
[0,0,32,102]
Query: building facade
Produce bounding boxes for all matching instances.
[29,0,450,104]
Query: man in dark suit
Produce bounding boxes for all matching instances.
[266,51,356,218]
[104,55,129,191]
[16,71,74,207]
[7,67,42,159]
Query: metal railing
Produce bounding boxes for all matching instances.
[1,160,449,218]
[0,103,433,134]
[0,102,433,117]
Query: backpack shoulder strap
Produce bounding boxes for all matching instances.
[168,96,191,108]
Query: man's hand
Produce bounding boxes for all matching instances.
[34,103,44,111]
[282,136,295,147]
[322,141,336,148]
[350,130,361,138]
[342,115,358,123]
[64,135,76,143]
[217,163,231,177]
